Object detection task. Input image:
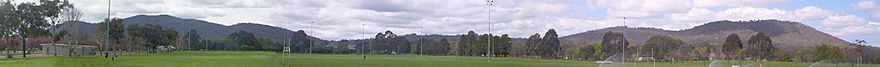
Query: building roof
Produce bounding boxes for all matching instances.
[40,43,96,48]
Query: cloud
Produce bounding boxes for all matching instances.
[521,1,569,17]
[821,15,880,36]
[594,0,693,17]
[656,6,880,37]
[854,0,877,10]
[794,6,835,20]
[66,0,277,25]
[692,0,791,8]
[715,7,793,21]
[266,0,612,39]
[591,0,794,18]
[853,0,880,19]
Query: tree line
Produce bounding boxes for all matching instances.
[522,29,562,59]
[361,30,513,57]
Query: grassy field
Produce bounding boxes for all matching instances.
[0,51,875,67]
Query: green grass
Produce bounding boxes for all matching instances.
[0,51,283,67]
[0,51,876,67]
[285,54,595,67]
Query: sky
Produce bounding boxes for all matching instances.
[19,0,880,47]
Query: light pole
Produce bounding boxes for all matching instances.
[308,22,314,54]
[622,17,626,62]
[105,0,112,60]
[362,23,366,59]
[485,0,494,62]
[419,26,424,55]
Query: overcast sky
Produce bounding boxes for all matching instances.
[22,0,880,47]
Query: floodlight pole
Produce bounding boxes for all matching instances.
[362,23,366,59]
[419,26,424,55]
[309,22,314,54]
[486,0,494,62]
[105,0,112,60]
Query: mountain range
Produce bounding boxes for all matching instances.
[52,15,863,52]
[52,15,323,43]
[557,20,852,51]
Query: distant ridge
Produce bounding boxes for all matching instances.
[53,15,856,52]
[53,14,324,43]
[558,20,851,50]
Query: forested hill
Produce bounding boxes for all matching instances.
[558,20,852,50]
[52,15,325,43]
[53,15,856,51]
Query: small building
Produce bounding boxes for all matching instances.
[157,45,176,52]
[636,57,656,61]
[41,43,96,56]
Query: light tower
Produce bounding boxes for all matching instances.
[419,25,424,55]
[622,17,626,62]
[106,0,113,60]
[485,0,494,62]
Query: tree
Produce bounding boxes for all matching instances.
[448,39,459,55]
[256,38,278,51]
[565,47,580,59]
[370,32,384,53]
[2,0,72,57]
[226,31,258,50]
[438,38,450,55]
[600,31,628,60]
[747,33,774,60]
[524,33,541,56]
[108,18,126,49]
[49,1,79,53]
[814,44,842,61]
[580,43,595,60]
[414,38,426,55]
[795,48,815,62]
[127,24,158,51]
[492,34,511,57]
[537,29,561,58]
[472,34,489,56]
[368,30,409,54]
[457,31,477,56]
[391,34,410,54]
[51,30,68,44]
[0,1,14,55]
[161,28,179,48]
[642,35,683,60]
[773,50,792,61]
[593,42,602,60]
[124,24,180,51]
[722,34,743,60]
[292,30,311,53]
[690,43,710,60]
[417,38,446,55]
[185,29,201,50]
[852,40,869,64]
